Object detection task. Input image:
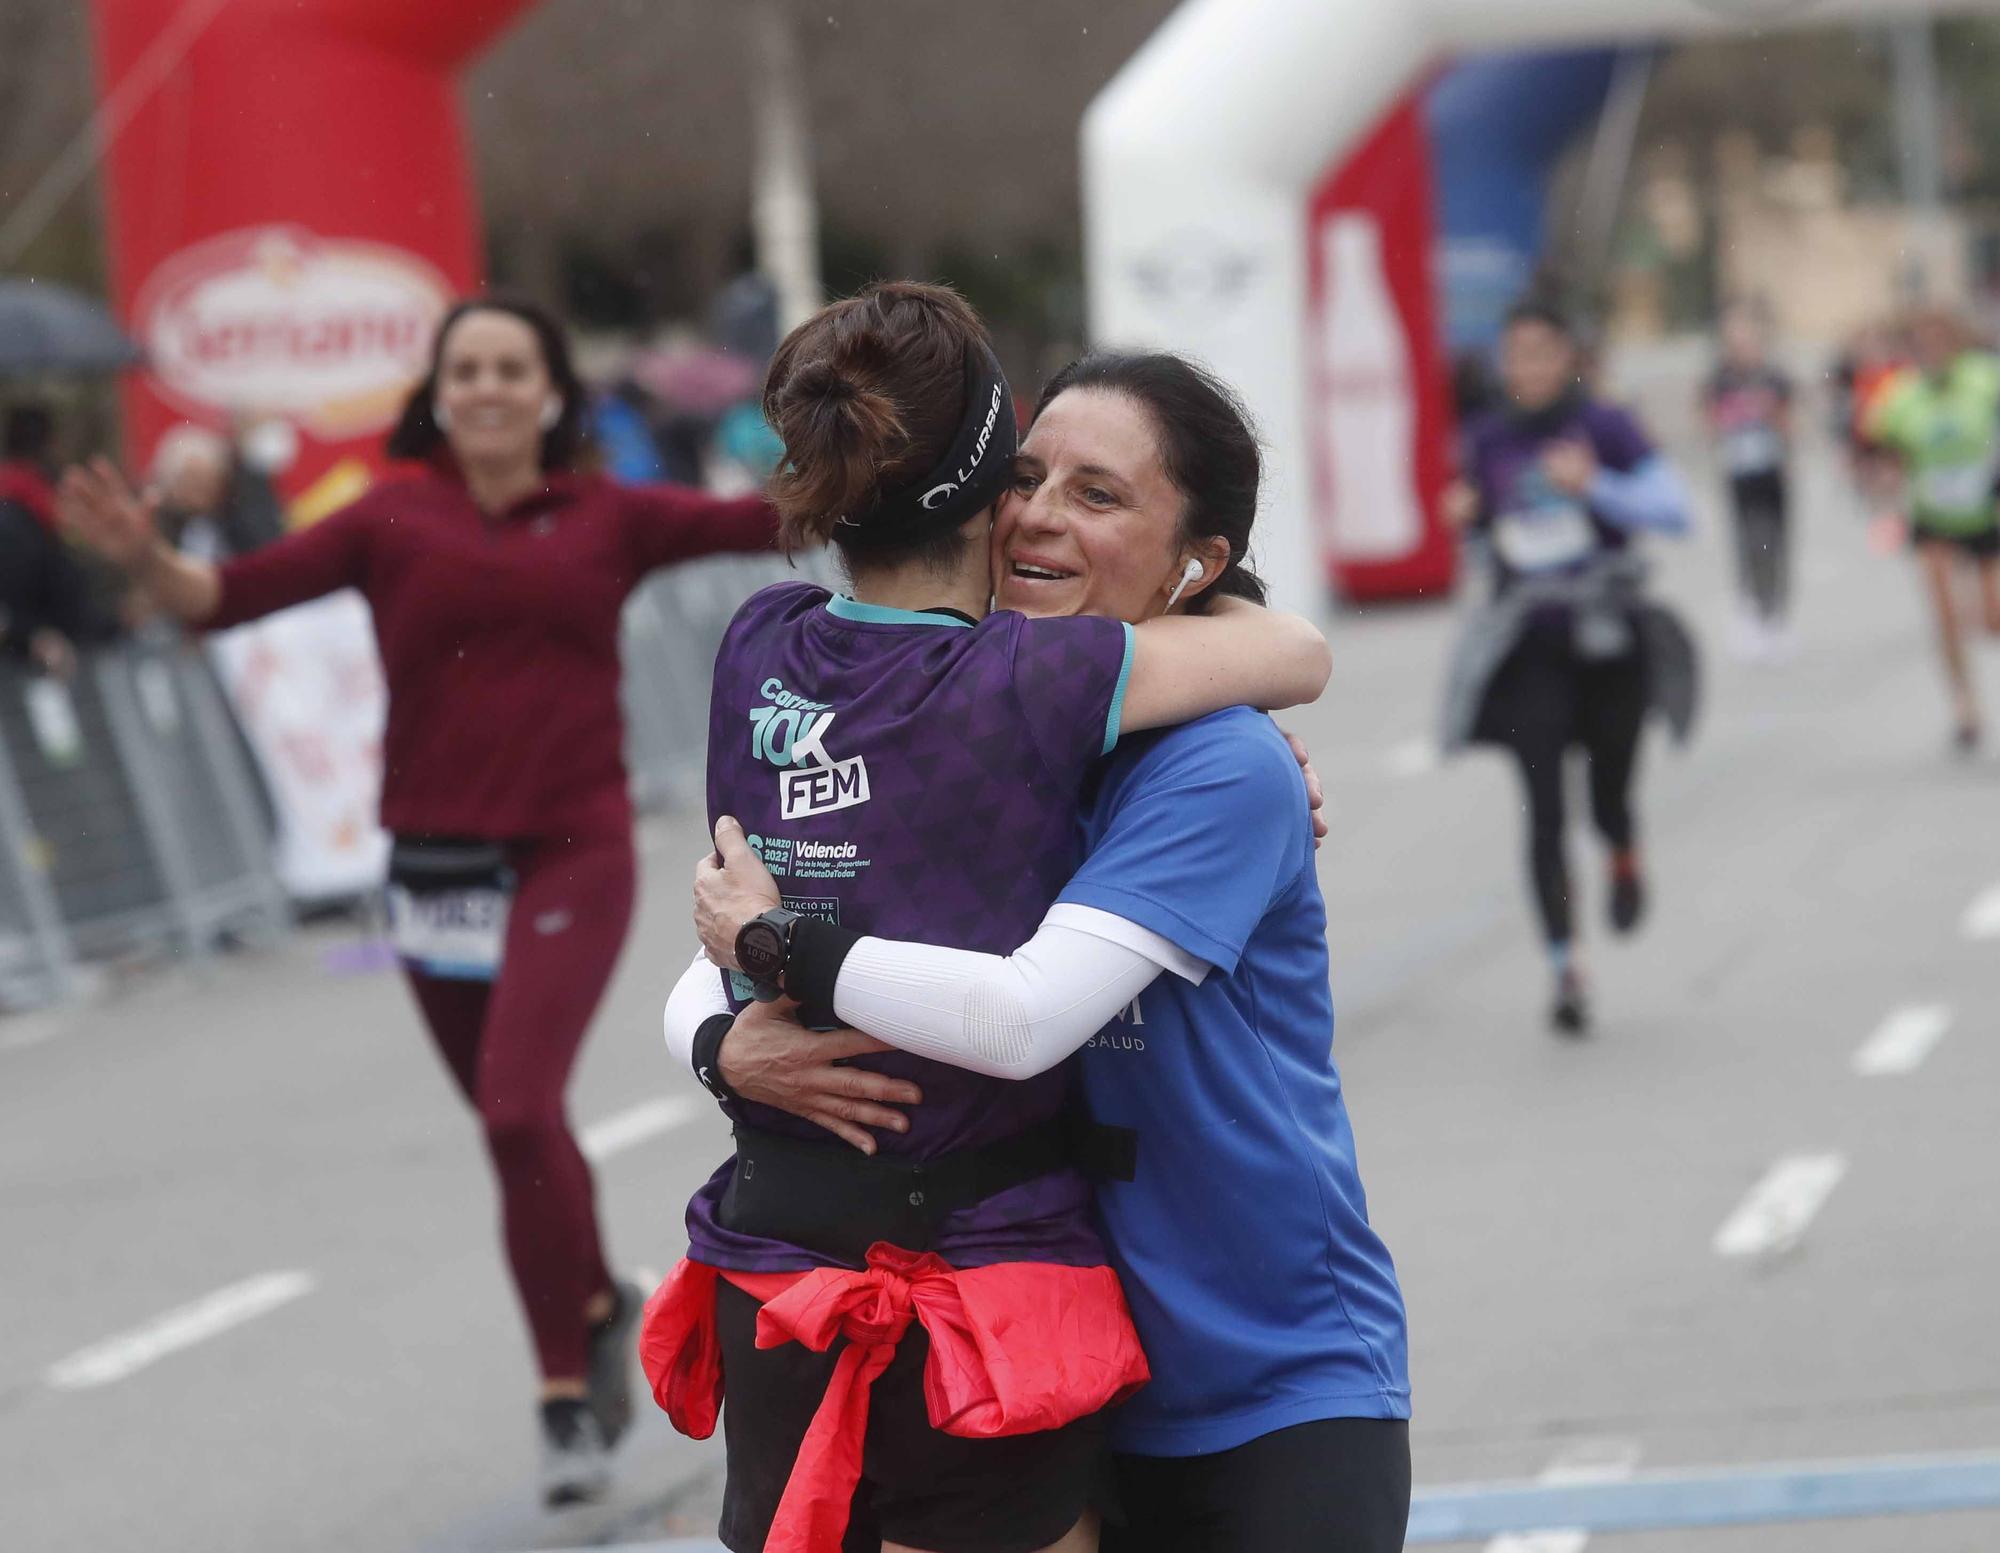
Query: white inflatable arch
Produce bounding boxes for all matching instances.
[1085,0,1981,611]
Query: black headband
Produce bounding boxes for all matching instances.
[837,343,1017,554]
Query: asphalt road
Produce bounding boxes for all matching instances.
[6,438,1999,1552]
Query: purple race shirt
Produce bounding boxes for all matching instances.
[684,582,1135,1272]
[1465,399,1654,585]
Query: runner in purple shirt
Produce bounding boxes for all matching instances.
[1442,299,1693,1035]
[660,282,1330,1553]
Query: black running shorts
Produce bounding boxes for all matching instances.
[713,1278,1106,1553]
[1101,1416,1412,1553]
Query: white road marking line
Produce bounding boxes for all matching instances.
[1713,1153,1847,1258]
[581,1096,704,1162]
[1486,1440,1642,1553]
[1382,737,1440,778]
[1853,1004,1951,1077]
[1961,884,2000,940]
[46,1270,316,1390]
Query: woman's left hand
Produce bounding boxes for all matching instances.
[694,815,781,969]
[1283,730,1329,849]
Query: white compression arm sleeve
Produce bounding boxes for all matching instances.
[831,906,1204,1081]
[663,950,732,1074]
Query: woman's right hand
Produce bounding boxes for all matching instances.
[59,457,163,572]
[720,998,922,1155]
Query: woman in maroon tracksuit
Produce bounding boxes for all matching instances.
[60,296,776,1504]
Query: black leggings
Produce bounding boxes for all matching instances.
[1102,1418,1411,1553]
[1485,618,1649,946]
[1729,471,1790,621]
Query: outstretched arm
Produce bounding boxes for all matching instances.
[62,456,374,628]
[59,459,220,624]
[622,484,780,573]
[1120,596,1331,729]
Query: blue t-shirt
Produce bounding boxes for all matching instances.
[1059,706,1411,1456]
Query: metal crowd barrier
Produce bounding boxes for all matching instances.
[0,631,289,1010]
[621,548,843,810]
[0,551,840,1011]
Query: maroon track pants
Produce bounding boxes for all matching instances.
[404,831,636,1380]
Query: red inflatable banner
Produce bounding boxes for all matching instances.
[1305,89,1457,602]
[87,0,536,510]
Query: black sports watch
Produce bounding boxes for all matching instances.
[734,906,802,999]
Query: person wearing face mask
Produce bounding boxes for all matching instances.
[57,294,778,1506]
[669,350,1409,1553]
[1861,307,2000,754]
[1439,299,1696,1036]
[642,288,1330,1553]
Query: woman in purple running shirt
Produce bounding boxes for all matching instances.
[1441,299,1696,1034]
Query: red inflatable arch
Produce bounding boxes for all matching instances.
[88,0,537,509]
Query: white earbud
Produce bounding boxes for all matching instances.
[432,400,452,433]
[539,395,563,431]
[1163,555,1206,611]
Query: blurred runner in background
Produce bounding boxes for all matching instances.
[1701,301,1795,659]
[1861,307,2000,755]
[59,295,777,1507]
[1443,300,1697,1036]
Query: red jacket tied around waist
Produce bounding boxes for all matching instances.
[641,1243,1149,1553]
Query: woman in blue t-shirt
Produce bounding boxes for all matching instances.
[1440,300,1696,1035]
[677,352,1410,1553]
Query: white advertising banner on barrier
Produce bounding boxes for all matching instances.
[205,592,389,902]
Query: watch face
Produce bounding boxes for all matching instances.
[738,921,786,981]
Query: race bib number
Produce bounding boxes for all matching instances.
[386,883,512,981]
[1493,504,1596,574]
[1724,426,1783,476]
[1917,461,1992,516]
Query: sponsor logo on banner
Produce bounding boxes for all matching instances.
[1127,227,1260,323]
[136,226,452,438]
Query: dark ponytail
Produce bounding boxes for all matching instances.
[1034,350,1266,612]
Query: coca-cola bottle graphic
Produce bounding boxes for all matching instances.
[1321,213,1423,561]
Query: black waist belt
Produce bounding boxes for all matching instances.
[719,1116,1120,1266]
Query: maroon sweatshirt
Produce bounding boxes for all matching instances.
[209,469,777,841]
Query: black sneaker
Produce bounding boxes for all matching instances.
[1550,970,1590,1038]
[1609,864,1646,935]
[1954,721,1982,758]
[540,1397,610,1508]
[586,1277,646,1449]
